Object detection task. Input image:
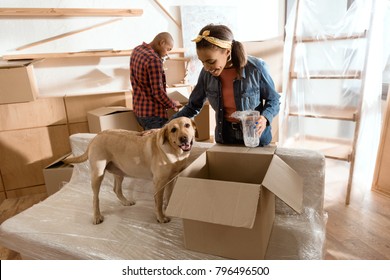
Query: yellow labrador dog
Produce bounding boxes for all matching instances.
[64,117,197,225]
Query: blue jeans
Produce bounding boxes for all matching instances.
[221,121,272,147]
[136,116,168,130]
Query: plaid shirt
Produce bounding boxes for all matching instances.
[130,42,175,118]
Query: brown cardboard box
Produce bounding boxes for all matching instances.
[0,171,4,191]
[167,88,190,104]
[0,60,39,104]
[87,106,141,133]
[167,89,215,141]
[0,191,6,205]
[0,125,71,191]
[243,39,284,93]
[194,102,215,141]
[0,172,4,204]
[244,39,283,144]
[64,91,130,124]
[43,154,74,196]
[68,122,90,135]
[0,97,66,131]
[5,185,46,199]
[373,87,390,196]
[167,89,190,119]
[166,145,303,259]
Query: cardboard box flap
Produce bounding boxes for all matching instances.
[167,90,189,104]
[262,155,303,213]
[88,106,131,117]
[166,177,261,228]
[0,59,37,69]
[44,153,73,168]
[209,144,276,155]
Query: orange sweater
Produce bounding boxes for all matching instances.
[220,68,238,122]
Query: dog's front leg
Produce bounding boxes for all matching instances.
[91,174,104,225]
[163,181,175,210]
[154,181,171,223]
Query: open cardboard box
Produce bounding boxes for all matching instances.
[87,106,141,133]
[166,145,303,259]
[0,60,39,104]
[43,153,73,196]
[167,88,190,105]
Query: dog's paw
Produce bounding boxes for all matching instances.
[121,199,135,206]
[157,215,171,223]
[93,215,104,225]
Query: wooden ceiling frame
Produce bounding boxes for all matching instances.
[0,8,143,17]
[2,48,187,60]
[153,0,181,29]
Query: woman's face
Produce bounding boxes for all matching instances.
[196,47,230,77]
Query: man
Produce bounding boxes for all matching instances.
[130,32,181,130]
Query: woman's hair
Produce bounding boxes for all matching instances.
[195,24,247,73]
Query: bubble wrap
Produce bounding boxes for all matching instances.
[0,133,326,259]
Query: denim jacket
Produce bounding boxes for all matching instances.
[172,56,280,143]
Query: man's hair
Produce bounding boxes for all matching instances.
[154,32,173,43]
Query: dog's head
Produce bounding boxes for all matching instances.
[158,117,197,154]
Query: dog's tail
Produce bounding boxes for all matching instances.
[63,150,89,164]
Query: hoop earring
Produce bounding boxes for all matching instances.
[227,53,232,62]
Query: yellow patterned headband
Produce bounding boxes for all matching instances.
[192,30,232,49]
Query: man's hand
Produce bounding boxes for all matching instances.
[172,100,182,112]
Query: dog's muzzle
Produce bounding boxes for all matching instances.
[179,136,193,152]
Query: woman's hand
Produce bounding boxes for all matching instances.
[255,115,267,135]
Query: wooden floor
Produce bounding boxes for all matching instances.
[0,158,389,260]
[324,159,390,260]
[0,192,47,260]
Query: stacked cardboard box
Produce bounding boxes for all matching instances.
[0,91,131,203]
[64,91,131,135]
[87,106,141,133]
[0,60,39,104]
[0,173,5,202]
[0,97,69,199]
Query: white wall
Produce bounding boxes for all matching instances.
[0,0,283,97]
[0,0,184,96]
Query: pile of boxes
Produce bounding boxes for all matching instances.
[0,60,131,201]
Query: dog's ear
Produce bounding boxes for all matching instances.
[157,125,169,146]
[191,119,199,139]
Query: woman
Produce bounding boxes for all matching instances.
[173,24,280,146]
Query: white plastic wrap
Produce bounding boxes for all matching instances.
[280,0,387,201]
[0,134,326,259]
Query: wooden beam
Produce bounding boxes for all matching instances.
[2,50,133,60]
[153,0,181,28]
[2,48,186,60]
[16,18,122,51]
[295,31,367,43]
[0,8,143,17]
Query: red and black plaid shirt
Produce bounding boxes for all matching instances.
[130,42,175,118]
